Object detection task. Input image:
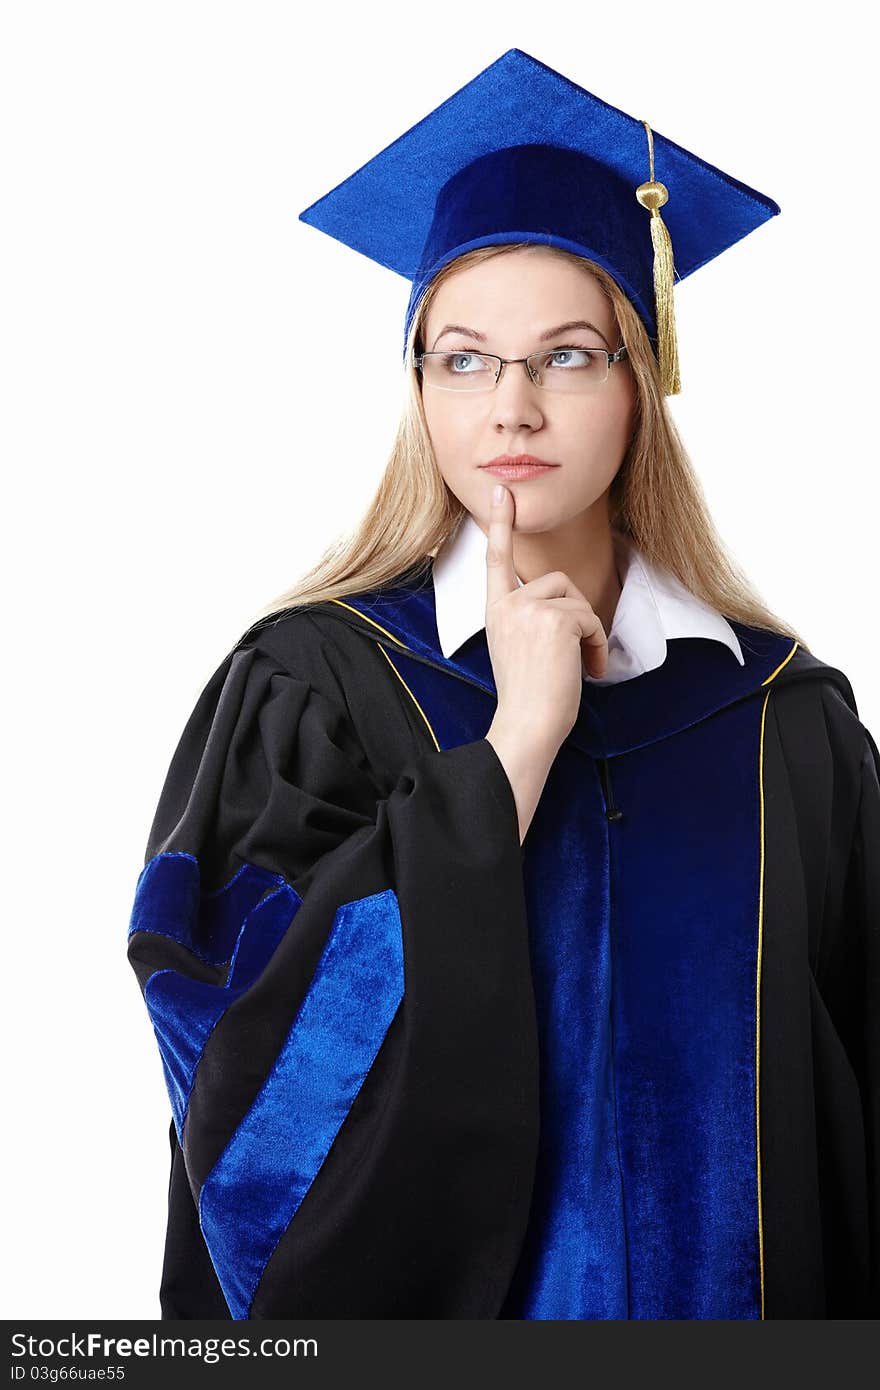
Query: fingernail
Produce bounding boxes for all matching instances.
[492,483,504,504]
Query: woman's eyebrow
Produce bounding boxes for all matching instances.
[431,319,611,349]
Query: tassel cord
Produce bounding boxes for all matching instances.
[635,120,682,395]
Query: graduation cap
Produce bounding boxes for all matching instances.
[298,48,780,395]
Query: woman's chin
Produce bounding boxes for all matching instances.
[492,495,565,533]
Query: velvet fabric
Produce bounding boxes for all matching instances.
[199,888,404,1319]
[129,855,290,1138]
[130,857,404,1319]
[295,48,780,358]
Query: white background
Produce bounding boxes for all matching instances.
[2,0,877,1319]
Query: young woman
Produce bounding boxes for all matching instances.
[127,51,879,1321]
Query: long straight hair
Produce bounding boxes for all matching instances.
[246,243,807,650]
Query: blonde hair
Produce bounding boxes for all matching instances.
[247,243,807,649]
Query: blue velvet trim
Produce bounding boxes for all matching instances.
[506,697,766,1317]
[330,587,795,758]
[612,700,766,1316]
[503,748,628,1316]
[198,887,404,1320]
[127,852,286,965]
[138,864,300,1141]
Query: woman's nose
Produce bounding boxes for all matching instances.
[488,361,545,430]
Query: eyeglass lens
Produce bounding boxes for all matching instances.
[419,347,611,392]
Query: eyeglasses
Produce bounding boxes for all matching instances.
[413,343,629,393]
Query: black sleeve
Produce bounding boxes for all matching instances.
[126,635,538,1320]
[821,726,880,1314]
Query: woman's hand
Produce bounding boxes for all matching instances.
[484,483,609,757]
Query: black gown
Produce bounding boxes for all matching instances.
[126,561,879,1319]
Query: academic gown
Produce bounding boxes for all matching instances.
[126,562,880,1320]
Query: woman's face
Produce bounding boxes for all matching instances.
[419,249,636,534]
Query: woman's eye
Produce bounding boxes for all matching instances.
[546,348,597,369]
[440,352,484,373]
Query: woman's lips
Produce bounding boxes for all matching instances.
[480,463,560,480]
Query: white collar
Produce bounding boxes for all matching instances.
[431,512,744,684]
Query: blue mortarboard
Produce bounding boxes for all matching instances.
[298,48,780,395]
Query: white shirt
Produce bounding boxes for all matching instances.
[432,511,744,685]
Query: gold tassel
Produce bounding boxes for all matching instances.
[635,120,681,395]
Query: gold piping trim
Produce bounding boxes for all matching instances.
[327,599,439,750]
[755,685,773,1320]
[375,644,440,750]
[762,639,799,686]
[753,639,797,1318]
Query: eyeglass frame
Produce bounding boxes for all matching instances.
[412,342,629,391]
